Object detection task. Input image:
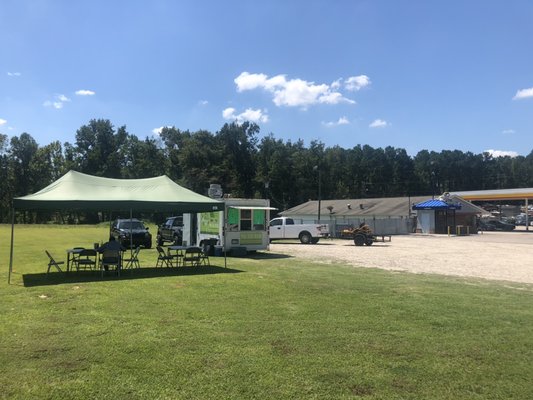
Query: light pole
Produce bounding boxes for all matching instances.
[314,165,322,222]
[263,180,270,199]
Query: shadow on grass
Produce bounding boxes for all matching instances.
[22,265,243,287]
[246,252,293,260]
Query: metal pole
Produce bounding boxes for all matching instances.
[526,198,529,232]
[318,168,322,222]
[129,208,133,258]
[8,208,15,284]
[313,164,322,223]
[223,207,227,268]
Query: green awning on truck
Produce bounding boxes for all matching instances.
[227,206,277,210]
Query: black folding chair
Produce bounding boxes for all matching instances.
[45,250,64,274]
[183,247,202,267]
[75,249,97,271]
[123,247,141,269]
[156,246,173,268]
[100,249,121,277]
[199,247,210,266]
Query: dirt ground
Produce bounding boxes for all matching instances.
[269,230,533,285]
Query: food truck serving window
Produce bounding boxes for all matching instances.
[228,206,276,231]
[240,209,252,231]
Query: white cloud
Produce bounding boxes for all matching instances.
[152,126,173,135]
[369,119,388,128]
[222,107,269,124]
[75,89,95,96]
[43,94,70,109]
[234,72,355,108]
[502,129,515,134]
[235,72,269,91]
[43,100,63,109]
[330,78,342,90]
[0,118,7,126]
[513,87,533,100]
[485,149,519,158]
[323,116,350,127]
[222,108,236,119]
[199,100,209,106]
[345,75,371,91]
[7,72,21,77]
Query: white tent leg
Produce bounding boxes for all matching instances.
[223,208,227,268]
[8,208,15,284]
[129,208,133,258]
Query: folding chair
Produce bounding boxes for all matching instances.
[75,249,97,271]
[100,249,121,277]
[69,247,85,270]
[45,250,64,274]
[199,247,210,266]
[156,246,173,268]
[123,247,141,269]
[183,247,202,267]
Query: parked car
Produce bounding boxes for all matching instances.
[479,219,515,232]
[514,214,532,226]
[110,218,152,248]
[157,216,183,246]
[478,220,495,231]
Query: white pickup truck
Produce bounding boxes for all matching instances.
[269,217,329,244]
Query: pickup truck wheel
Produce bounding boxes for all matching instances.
[310,238,319,244]
[354,234,365,246]
[299,232,312,244]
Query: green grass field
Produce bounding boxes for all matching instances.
[1,224,533,399]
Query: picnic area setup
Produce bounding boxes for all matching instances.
[8,170,225,283]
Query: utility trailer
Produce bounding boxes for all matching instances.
[339,224,392,246]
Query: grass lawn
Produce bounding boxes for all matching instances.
[1,224,533,399]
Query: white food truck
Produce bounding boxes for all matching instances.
[182,198,275,255]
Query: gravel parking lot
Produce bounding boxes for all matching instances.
[269,231,533,284]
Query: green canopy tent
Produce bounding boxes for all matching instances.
[8,170,225,283]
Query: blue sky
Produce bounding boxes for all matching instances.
[1,0,533,157]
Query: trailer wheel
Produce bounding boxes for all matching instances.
[299,232,312,244]
[365,239,374,246]
[354,234,366,246]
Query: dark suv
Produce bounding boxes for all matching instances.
[480,219,515,231]
[110,218,152,248]
[157,216,183,246]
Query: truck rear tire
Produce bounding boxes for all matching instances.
[354,234,366,246]
[299,232,312,244]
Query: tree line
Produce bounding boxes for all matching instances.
[1,118,532,223]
